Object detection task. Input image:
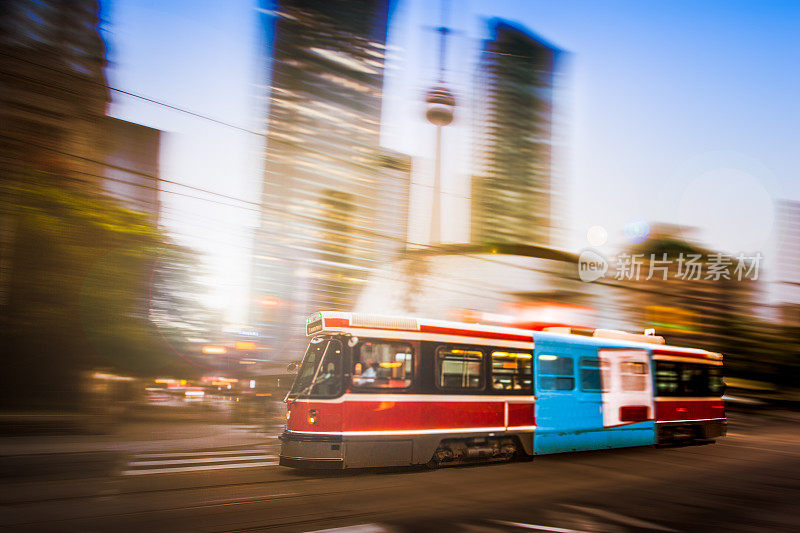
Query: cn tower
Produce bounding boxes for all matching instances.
[425,3,455,245]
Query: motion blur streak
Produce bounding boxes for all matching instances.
[0,0,798,531]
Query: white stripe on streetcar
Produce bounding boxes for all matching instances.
[287,426,536,436]
[128,454,277,467]
[122,460,279,475]
[319,326,534,350]
[655,418,725,423]
[290,393,535,404]
[654,397,723,402]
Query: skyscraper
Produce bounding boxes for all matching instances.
[471,19,561,246]
[0,0,109,183]
[251,0,409,357]
[101,117,162,221]
[0,0,109,310]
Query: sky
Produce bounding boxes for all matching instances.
[102,0,800,321]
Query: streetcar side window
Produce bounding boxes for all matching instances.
[681,365,707,396]
[655,362,680,395]
[436,346,484,390]
[708,367,725,395]
[538,355,574,391]
[655,361,723,396]
[579,358,608,392]
[491,351,532,391]
[352,341,413,389]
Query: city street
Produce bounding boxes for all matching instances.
[2,1,799,532]
[0,412,797,532]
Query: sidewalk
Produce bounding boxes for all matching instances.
[0,418,285,456]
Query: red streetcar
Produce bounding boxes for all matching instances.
[279,312,725,469]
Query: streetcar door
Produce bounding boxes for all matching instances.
[597,348,656,447]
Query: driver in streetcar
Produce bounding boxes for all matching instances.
[354,358,378,384]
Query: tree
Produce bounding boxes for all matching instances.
[1,175,209,409]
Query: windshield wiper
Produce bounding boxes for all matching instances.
[286,383,312,406]
[287,341,333,406]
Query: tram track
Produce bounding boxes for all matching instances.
[0,483,381,528]
[2,415,797,532]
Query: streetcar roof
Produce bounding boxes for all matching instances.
[307,310,535,344]
[532,330,723,363]
[306,311,723,363]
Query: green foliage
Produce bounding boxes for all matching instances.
[626,233,798,390]
[1,177,207,408]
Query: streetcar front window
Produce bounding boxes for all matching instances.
[289,336,344,398]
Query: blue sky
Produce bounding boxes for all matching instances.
[102,0,800,320]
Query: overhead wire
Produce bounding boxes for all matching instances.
[0,51,575,285]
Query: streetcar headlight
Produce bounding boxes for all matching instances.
[308,409,318,425]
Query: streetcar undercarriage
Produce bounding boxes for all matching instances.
[656,419,727,445]
[279,431,533,469]
[428,436,525,467]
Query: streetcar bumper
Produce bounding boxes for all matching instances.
[657,418,727,441]
[278,431,344,469]
[703,418,727,438]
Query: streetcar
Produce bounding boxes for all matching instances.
[278,311,725,469]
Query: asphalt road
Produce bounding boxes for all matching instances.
[0,413,798,532]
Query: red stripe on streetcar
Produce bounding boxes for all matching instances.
[287,402,343,433]
[323,318,350,328]
[420,324,532,343]
[507,402,535,427]
[287,399,535,434]
[655,399,725,421]
[652,350,719,362]
[343,400,505,431]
